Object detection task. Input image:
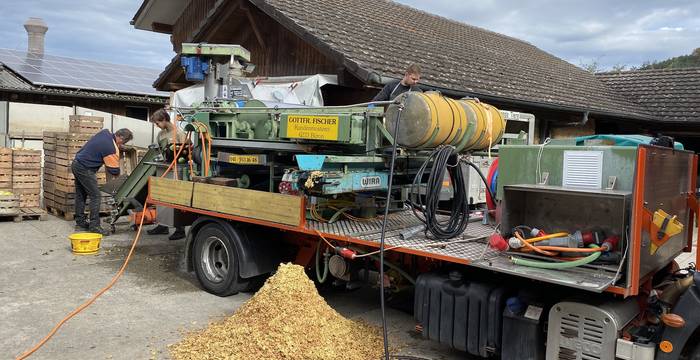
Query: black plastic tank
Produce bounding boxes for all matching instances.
[414,272,509,357]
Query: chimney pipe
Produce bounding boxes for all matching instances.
[24,17,48,55]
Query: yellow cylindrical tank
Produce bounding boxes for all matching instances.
[457,99,506,150]
[384,92,506,151]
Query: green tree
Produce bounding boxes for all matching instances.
[640,48,700,69]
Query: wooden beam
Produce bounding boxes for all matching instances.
[191,182,302,226]
[243,7,266,50]
[151,22,174,34]
[166,82,190,91]
[202,0,242,43]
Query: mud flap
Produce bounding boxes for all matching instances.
[656,272,700,359]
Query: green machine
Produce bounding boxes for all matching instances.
[496,139,639,199]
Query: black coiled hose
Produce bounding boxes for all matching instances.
[409,145,469,240]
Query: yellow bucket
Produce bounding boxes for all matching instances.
[69,232,102,255]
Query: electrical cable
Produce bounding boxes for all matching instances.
[377,100,405,360]
[409,145,469,240]
[514,232,558,256]
[536,137,551,184]
[16,199,150,360]
[523,232,570,243]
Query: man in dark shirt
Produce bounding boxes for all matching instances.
[372,64,422,101]
[72,128,133,235]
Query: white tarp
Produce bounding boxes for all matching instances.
[171,74,337,108]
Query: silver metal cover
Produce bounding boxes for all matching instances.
[546,300,639,360]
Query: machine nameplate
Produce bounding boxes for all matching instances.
[229,155,262,165]
[286,115,339,141]
[360,176,382,188]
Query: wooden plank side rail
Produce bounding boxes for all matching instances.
[191,182,302,226]
[148,177,303,227]
[149,177,194,207]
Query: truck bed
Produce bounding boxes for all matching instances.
[307,210,622,292]
[146,177,622,293]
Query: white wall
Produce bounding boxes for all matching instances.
[7,103,155,148]
[113,115,155,148]
[8,103,72,137]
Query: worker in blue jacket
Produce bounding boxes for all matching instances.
[72,128,133,235]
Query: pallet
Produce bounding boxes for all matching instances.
[46,204,110,221]
[46,205,75,221]
[19,207,46,221]
[0,207,46,222]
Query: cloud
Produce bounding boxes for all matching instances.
[0,0,172,69]
[396,0,700,70]
[0,0,697,73]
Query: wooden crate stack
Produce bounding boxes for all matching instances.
[12,149,41,208]
[0,148,46,221]
[0,148,11,190]
[0,192,19,219]
[43,115,111,220]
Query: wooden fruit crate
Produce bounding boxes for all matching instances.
[0,148,12,171]
[12,170,41,190]
[43,131,57,144]
[0,172,11,190]
[55,132,92,144]
[19,193,40,208]
[12,149,42,170]
[0,193,19,216]
[44,159,56,170]
[68,115,104,134]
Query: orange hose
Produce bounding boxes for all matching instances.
[515,232,558,256]
[172,117,178,179]
[163,131,190,179]
[206,132,212,175]
[16,143,189,358]
[524,232,569,243]
[188,144,194,179]
[15,199,150,359]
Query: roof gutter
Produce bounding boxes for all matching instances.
[0,86,167,104]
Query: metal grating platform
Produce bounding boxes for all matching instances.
[306,211,621,292]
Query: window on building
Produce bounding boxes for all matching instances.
[125,106,149,121]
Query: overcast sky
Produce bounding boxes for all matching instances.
[0,0,698,72]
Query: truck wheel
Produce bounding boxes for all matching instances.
[193,223,245,296]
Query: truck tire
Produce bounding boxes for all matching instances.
[192,223,247,296]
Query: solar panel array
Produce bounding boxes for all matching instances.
[0,48,166,96]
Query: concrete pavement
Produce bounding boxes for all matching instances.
[0,216,463,359]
